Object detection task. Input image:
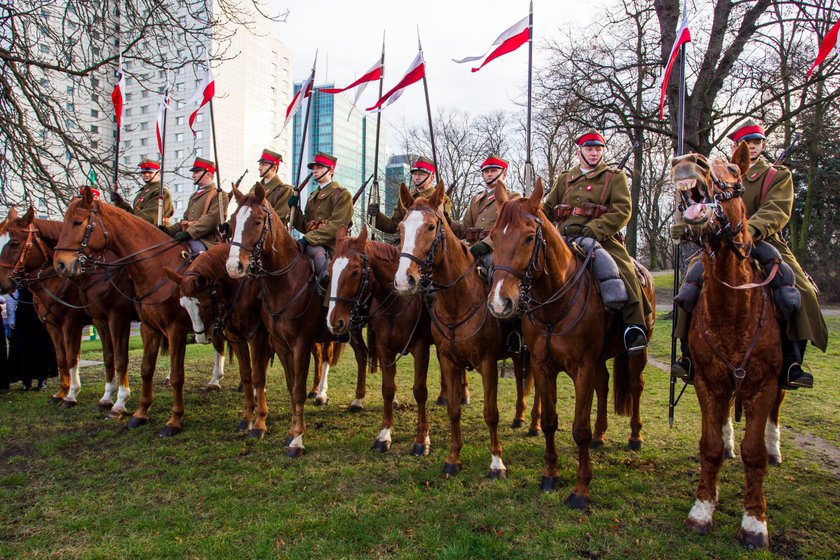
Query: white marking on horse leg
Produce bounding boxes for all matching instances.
[225,207,251,277]
[207,351,224,388]
[326,257,349,332]
[289,434,304,450]
[316,363,329,402]
[395,212,423,291]
[490,454,507,474]
[765,419,781,462]
[65,365,81,402]
[722,417,735,457]
[350,398,364,409]
[99,381,116,405]
[112,384,131,414]
[179,296,207,344]
[688,500,716,525]
[376,427,392,444]
[741,513,768,537]
[490,280,507,314]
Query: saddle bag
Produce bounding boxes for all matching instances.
[564,236,627,310]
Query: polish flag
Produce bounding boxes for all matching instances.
[155,85,170,156]
[111,58,125,129]
[320,59,382,97]
[807,19,840,78]
[188,67,215,136]
[658,15,692,120]
[452,15,530,73]
[366,51,424,113]
[283,70,314,131]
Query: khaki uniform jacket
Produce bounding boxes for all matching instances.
[250,175,293,226]
[450,183,518,249]
[290,181,353,256]
[374,185,453,234]
[167,184,229,248]
[112,181,174,226]
[743,157,827,350]
[545,162,649,325]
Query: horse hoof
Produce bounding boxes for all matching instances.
[126,416,148,429]
[237,383,244,393]
[410,443,429,457]
[158,425,181,438]
[205,383,221,392]
[307,391,317,399]
[247,428,266,440]
[687,518,712,536]
[768,455,782,466]
[95,401,114,413]
[488,469,506,479]
[49,396,63,405]
[435,396,446,406]
[461,396,470,405]
[237,420,253,432]
[162,378,171,387]
[627,439,643,451]
[540,476,558,492]
[724,449,736,459]
[564,493,588,510]
[511,419,525,429]
[590,439,605,449]
[283,435,294,447]
[346,404,364,413]
[107,408,126,421]
[286,446,305,458]
[61,399,78,409]
[527,428,542,437]
[442,463,461,478]
[737,529,769,550]
[314,397,329,406]
[372,439,391,453]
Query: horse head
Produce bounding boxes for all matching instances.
[488,178,547,318]
[327,224,370,335]
[671,142,752,254]
[395,180,448,295]
[54,187,110,278]
[164,250,225,345]
[226,183,279,278]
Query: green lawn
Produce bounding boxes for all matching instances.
[1,318,837,559]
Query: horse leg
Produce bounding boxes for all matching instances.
[286,341,311,457]
[314,344,330,407]
[766,388,785,466]
[60,322,84,408]
[108,315,132,420]
[410,340,431,457]
[128,324,162,428]
[349,333,368,411]
[436,368,447,406]
[511,354,527,430]
[535,362,560,492]
[627,351,646,450]
[373,349,396,453]
[308,343,324,399]
[248,337,272,440]
[480,358,505,479]
[737,383,779,549]
[521,353,541,436]
[44,324,69,404]
[95,321,116,412]
[234,340,255,433]
[722,412,736,459]
[462,368,471,406]
[206,341,225,390]
[566,364,596,509]
[590,360,609,448]
[159,327,187,437]
[687,382,728,535]
[441,358,464,476]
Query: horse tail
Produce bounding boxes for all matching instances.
[329,341,344,366]
[226,339,235,367]
[367,327,378,374]
[612,351,633,417]
[160,336,169,357]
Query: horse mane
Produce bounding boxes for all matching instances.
[494,198,532,231]
[366,239,399,261]
[189,245,230,280]
[31,218,65,242]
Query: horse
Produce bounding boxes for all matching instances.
[0,208,138,415]
[487,177,654,509]
[53,188,196,436]
[394,181,535,478]
[225,183,363,456]
[671,143,783,549]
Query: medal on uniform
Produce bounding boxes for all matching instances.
[586,185,593,191]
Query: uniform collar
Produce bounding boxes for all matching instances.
[312,181,335,198]
[194,183,215,197]
[569,161,609,182]
[747,157,771,181]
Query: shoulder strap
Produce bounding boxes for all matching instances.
[599,172,613,205]
[759,167,778,206]
[201,188,216,217]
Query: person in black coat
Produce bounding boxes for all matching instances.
[5,288,58,390]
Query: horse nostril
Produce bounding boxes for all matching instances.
[407,276,416,290]
[337,319,345,331]
[56,261,66,273]
[504,298,513,314]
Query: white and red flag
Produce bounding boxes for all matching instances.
[807,19,840,78]
[658,15,692,120]
[366,51,425,113]
[320,59,382,98]
[111,57,126,129]
[452,15,530,73]
[155,85,170,156]
[188,66,215,136]
[283,69,314,131]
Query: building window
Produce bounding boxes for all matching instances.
[196,114,204,123]
[126,92,133,102]
[90,125,99,133]
[195,130,203,140]
[140,105,148,114]
[176,116,184,125]
[39,44,49,53]
[125,108,132,116]
[175,133,184,142]
[175,150,183,158]
[176,82,185,92]
[90,109,99,117]
[140,138,147,146]
[174,184,181,192]
[142,90,149,98]
[91,77,99,87]
[196,147,203,156]
[66,85,74,95]
[66,102,74,111]
[140,122,148,131]
[91,93,99,102]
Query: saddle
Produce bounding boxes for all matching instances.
[564,236,627,310]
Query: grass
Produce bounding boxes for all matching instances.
[1,317,838,559]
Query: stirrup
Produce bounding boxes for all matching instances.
[505,330,522,354]
[671,356,693,384]
[781,363,813,390]
[623,324,647,355]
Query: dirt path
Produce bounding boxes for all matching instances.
[786,430,840,478]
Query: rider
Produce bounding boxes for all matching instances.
[671,119,827,388]
[367,156,452,237]
[110,159,174,226]
[165,157,228,255]
[288,151,353,295]
[544,129,650,354]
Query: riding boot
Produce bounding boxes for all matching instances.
[781,338,813,389]
[671,338,693,384]
[623,324,647,355]
[306,245,330,296]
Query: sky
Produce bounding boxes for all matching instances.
[271,0,600,138]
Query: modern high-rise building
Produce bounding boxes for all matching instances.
[384,154,417,215]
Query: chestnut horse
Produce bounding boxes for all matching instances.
[394,181,533,478]
[0,208,137,414]
[672,144,783,549]
[54,188,195,436]
[488,178,654,509]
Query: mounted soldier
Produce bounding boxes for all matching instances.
[288,151,353,294]
[671,119,827,388]
[165,157,228,255]
[110,159,174,226]
[367,156,452,238]
[544,129,651,354]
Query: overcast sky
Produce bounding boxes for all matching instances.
[272,0,599,138]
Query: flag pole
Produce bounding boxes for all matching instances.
[112,55,122,191]
[417,27,439,181]
[292,53,318,228]
[524,0,534,195]
[669,17,688,429]
[368,33,386,240]
[157,84,169,226]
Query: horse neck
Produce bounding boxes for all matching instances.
[259,216,300,271]
[700,237,756,321]
[431,225,485,314]
[366,243,398,299]
[533,225,578,302]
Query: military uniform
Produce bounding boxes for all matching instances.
[373,156,452,233]
[112,159,174,225]
[167,157,228,249]
[450,185,515,249]
[251,175,293,226]
[291,180,353,256]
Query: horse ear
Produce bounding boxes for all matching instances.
[81,186,94,208]
[23,207,35,225]
[7,207,18,221]
[232,184,245,204]
[358,223,368,243]
[254,183,266,205]
[399,182,413,210]
[163,266,184,285]
[336,224,348,243]
[494,181,509,205]
[528,177,545,213]
[428,180,445,210]
[732,141,751,176]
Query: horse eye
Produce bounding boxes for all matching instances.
[73,220,83,226]
[525,235,535,244]
[350,270,358,277]
[426,224,435,232]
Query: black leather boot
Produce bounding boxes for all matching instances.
[623,324,647,355]
[781,339,813,389]
[671,339,693,384]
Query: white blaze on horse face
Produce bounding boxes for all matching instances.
[395,211,425,292]
[490,279,507,315]
[688,499,716,525]
[722,418,735,457]
[226,207,251,277]
[180,296,206,344]
[326,257,349,332]
[765,419,781,462]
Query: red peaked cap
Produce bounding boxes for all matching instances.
[307,151,337,171]
[190,157,216,175]
[411,156,436,175]
[138,159,161,171]
[577,129,606,147]
[258,149,282,166]
[480,155,508,171]
[728,119,766,143]
[80,188,101,198]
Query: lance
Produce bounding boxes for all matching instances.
[207,95,226,224]
[669,22,689,429]
[417,28,439,184]
[368,34,386,240]
[523,0,534,195]
[616,141,641,175]
[112,54,123,193]
[353,173,376,204]
[156,85,170,226]
[291,54,318,228]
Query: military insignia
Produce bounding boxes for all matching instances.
[138,198,144,202]
[486,194,495,203]
[586,185,593,191]
[749,172,760,180]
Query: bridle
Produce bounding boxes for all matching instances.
[54,201,112,272]
[492,211,547,316]
[399,207,446,297]
[230,203,304,279]
[0,223,55,288]
[328,251,373,331]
